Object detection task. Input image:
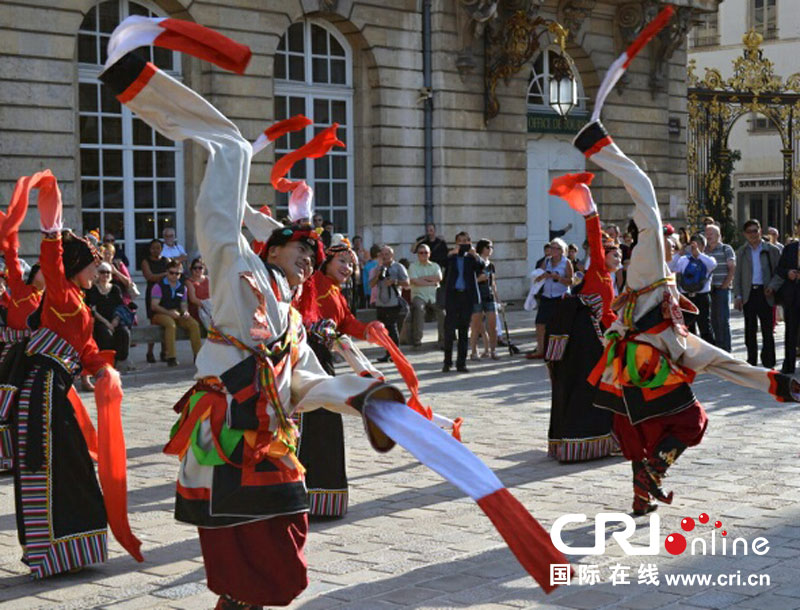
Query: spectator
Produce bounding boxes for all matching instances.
[470,239,499,360]
[775,222,800,373]
[767,226,784,251]
[141,238,169,363]
[412,224,449,271]
[735,219,782,368]
[535,243,551,270]
[678,226,692,254]
[369,245,410,363]
[103,231,129,267]
[100,243,137,304]
[676,234,716,343]
[408,243,444,349]
[705,223,736,352]
[442,232,485,372]
[186,257,212,330]
[352,235,369,268]
[85,262,132,371]
[150,260,202,366]
[321,221,334,248]
[312,213,324,230]
[701,216,715,227]
[161,227,188,265]
[566,243,579,266]
[362,244,380,307]
[529,238,572,359]
[549,221,573,241]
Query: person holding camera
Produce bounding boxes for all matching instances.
[442,232,486,373]
[369,245,410,363]
[528,238,573,359]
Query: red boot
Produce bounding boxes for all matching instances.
[631,460,657,515]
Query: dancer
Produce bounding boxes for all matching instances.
[545,173,620,462]
[572,5,799,515]
[0,201,45,473]
[2,170,142,578]
[294,236,376,517]
[101,18,571,606]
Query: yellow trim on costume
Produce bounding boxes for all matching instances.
[316,284,340,303]
[49,302,87,321]
[12,290,42,308]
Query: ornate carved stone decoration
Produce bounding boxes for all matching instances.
[649,5,692,95]
[483,2,567,122]
[456,0,500,79]
[613,1,692,96]
[687,30,800,234]
[557,0,596,41]
[319,0,338,12]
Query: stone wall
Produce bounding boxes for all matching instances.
[0,0,693,299]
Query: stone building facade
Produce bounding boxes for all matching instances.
[0,0,718,299]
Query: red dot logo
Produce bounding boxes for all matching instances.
[665,533,687,555]
[722,530,727,536]
[714,521,722,528]
[681,517,695,532]
[699,513,709,524]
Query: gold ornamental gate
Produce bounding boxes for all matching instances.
[687,30,800,237]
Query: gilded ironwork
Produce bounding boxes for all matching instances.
[688,30,800,236]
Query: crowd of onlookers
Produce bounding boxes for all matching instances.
[9,212,800,382]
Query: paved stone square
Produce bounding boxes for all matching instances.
[1,310,799,609]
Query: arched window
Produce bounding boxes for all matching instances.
[527,48,587,114]
[274,21,354,235]
[77,0,184,269]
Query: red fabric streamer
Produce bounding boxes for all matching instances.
[68,387,98,462]
[156,19,252,75]
[1,170,61,245]
[548,172,594,198]
[271,124,344,193]
[366,322,433,420]
[265,115,312,142]
[94,367,144,562]
[477,488,572,593]
[622,6,675,68]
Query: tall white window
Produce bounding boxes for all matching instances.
[751,0,777,40]
[274,21,354,235]
[78,0,184,269]
[527,48,587,114]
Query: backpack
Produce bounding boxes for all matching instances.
[679,256,708,294]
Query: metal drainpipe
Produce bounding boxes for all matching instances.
[423,0,434,226]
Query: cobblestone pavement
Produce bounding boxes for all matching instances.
[1,310,800,610]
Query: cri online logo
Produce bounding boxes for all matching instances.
[550,512,769,557]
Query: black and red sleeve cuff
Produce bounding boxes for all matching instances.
[574,120,614,158]
[99,52,157,103]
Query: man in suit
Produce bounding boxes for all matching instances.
[442,231,485,373]
[734,219,783,368]
[776,223,800,372]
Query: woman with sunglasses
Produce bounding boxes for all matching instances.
[85,261,131,371]
[149,260,202,367]
[186,257,211,331]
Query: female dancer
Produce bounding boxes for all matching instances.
[6,170,141,578]
[294,237,376,517]
[0,188,45,474]
[545,174,620,462]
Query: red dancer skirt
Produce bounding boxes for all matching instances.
[613,402,708,462]
[199,513,309,606]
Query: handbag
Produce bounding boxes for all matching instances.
[114,304,136,328]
